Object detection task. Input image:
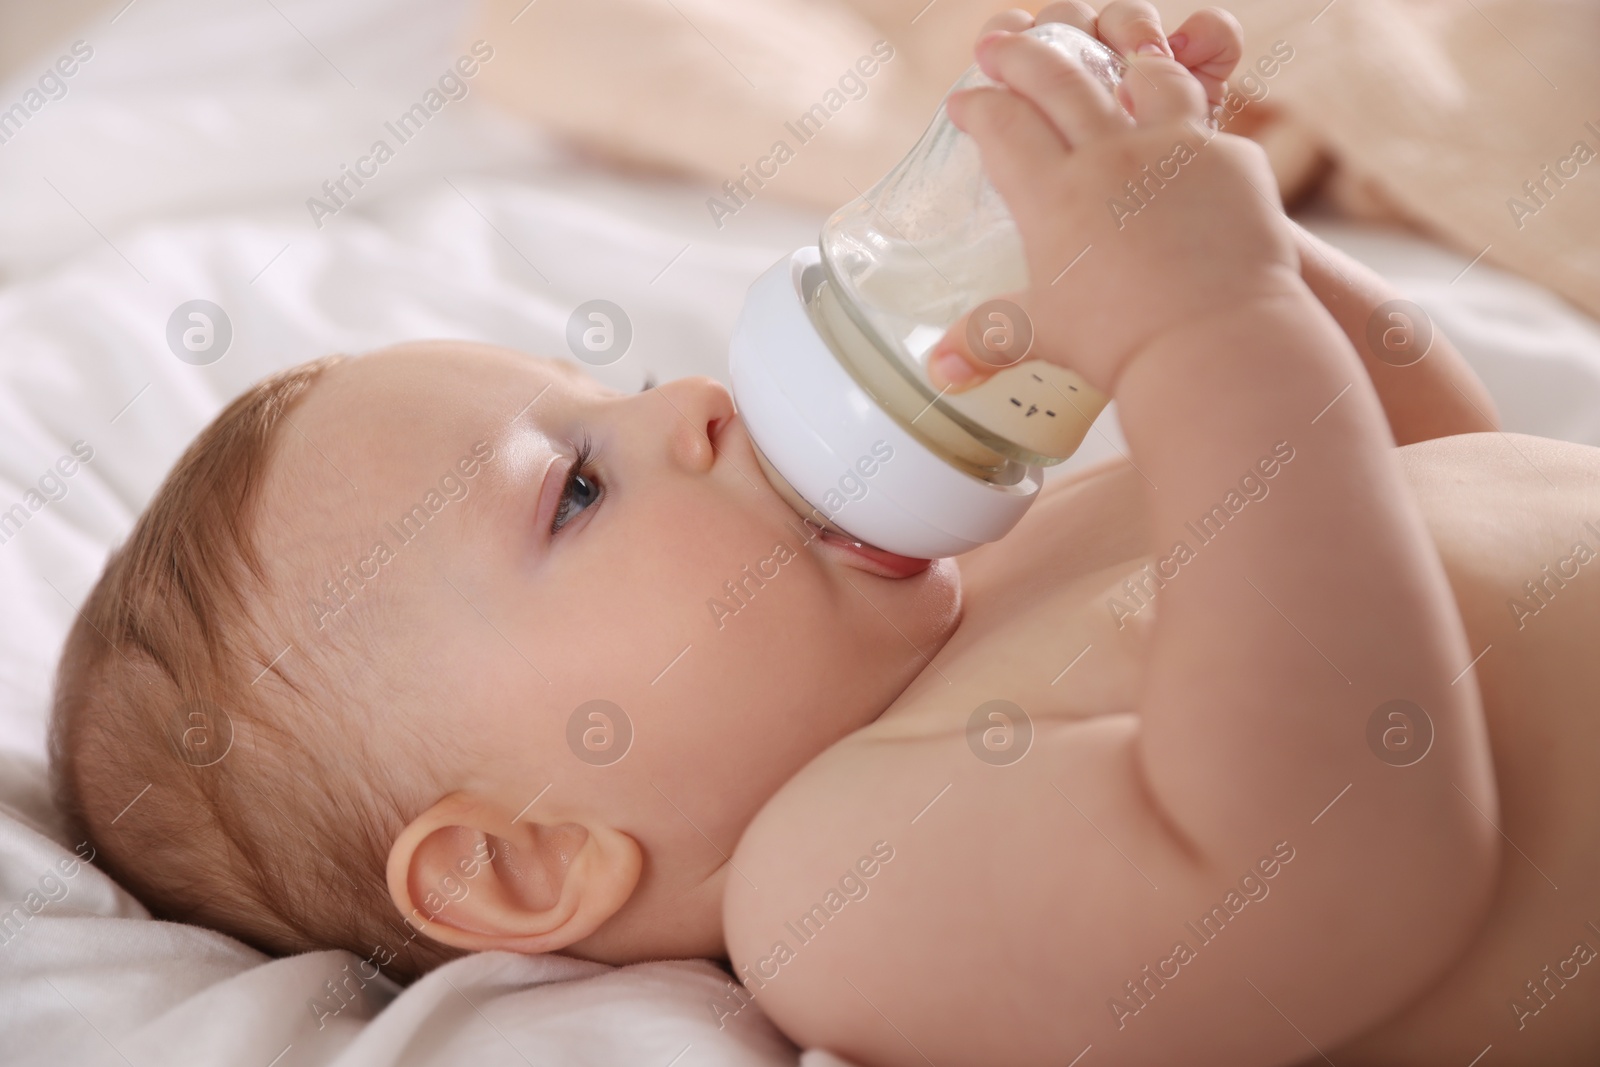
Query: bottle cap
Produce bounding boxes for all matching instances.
[729,245,1043,560]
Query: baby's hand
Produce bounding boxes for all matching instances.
[994,2,1248,113]
[927,3,1300,395]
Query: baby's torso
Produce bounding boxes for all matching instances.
[726,432,1600,1066]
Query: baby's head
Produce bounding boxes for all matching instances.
[48,341,960,981]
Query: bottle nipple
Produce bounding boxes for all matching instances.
[749,435,852,539]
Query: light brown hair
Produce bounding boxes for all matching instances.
[48,356,463,983]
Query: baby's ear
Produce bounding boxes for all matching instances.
[385,791,642,954]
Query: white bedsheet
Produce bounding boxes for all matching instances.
[3,1,1600,1065]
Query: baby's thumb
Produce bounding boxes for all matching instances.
[926,294,1036,393]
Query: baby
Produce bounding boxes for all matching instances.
[48,3,1600,1065]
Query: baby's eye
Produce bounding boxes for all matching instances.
[551,437,602,534]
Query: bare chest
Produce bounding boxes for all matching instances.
[735,435,1600,1066]
[871,458,1159,744]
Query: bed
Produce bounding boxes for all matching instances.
[4,1,1600,1064]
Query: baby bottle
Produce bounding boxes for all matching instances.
[729,22,1126,561]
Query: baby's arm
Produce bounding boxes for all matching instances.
[1167,1,1503,446]
[1290,221,1502,443]
[919,17,1499,1060]
[725,12,1501,1064]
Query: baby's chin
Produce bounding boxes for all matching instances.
[870,555,963,665]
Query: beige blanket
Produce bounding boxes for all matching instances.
[470,0,1599,319]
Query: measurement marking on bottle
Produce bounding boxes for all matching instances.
[1008,397,1055,418]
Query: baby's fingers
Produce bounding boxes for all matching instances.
[927,289,1035,392]
[1095,0,1174,58]
[946,83,1068,222]
[1119,52,1209,125]
[974,31,1131,146]
[1168,7,1244,108]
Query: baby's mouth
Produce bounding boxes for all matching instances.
[803,519,933,578]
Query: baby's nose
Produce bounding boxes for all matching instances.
[649,376,734,474]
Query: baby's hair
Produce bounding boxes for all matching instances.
[48,355,464,984]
